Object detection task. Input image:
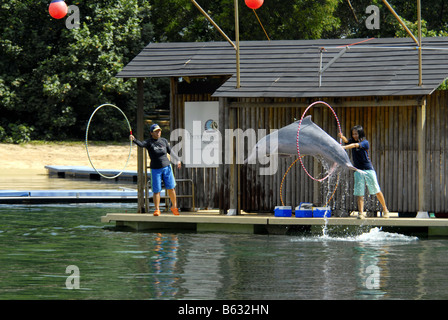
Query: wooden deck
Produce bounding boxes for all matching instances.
[101,211,448,237]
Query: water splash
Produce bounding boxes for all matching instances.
[308,158,418,243]
[354,227,419,242]
[292,227,419,243]
[319,158,340,237]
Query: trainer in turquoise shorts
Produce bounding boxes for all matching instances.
[353,169,381,196]
[339,125,390,219]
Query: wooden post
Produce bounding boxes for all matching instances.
[137,78,145,213]
[417,0,423,86]
[218,98,226,214]
[234,0,241,88]
[229,106,239,214]
[417,96,427,214]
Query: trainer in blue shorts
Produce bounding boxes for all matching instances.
[339,125,390,219]
[130,124,182,216]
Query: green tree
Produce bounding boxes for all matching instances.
[0,0,157,141]
[2,0,447,143]
[333,0,448,39]
[150,0,341,42]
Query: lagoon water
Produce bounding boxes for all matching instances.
[1,204,448,300]
[1,173,448,300]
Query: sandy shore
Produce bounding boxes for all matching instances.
[0,142,138,175]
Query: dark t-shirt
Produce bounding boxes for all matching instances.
[133,137,172,169]
[348,138,374,170]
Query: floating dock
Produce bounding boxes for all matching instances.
[0,189,142,204]
[45,165,145,182]
[101,211,448,237]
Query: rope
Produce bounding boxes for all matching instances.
[336,37,375,48]
[85,103,133,179]
[279,157,301,206]
[296,101,342,182]
[324,172,340,207]
[252,9,270,41]
[279,157,340,207]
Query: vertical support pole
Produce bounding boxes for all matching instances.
[237,106,241,214]
[417,0,423,86]
[218,98,226,214]
[417,96,427,214]
[382,0,422,86]
[190,0,240,87]
[229,106,239,214]
[318,49,323,87]
[234,0,241,212]
[234,0,241,88]
[137,78,146,213]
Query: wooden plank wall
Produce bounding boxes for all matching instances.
[235,93,448,214]
[170,80,220,210]
[171,83,448,214]
[426,91,448,214]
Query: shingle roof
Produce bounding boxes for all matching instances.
[116,37,448,98]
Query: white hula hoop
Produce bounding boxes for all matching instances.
[85,103,133,179]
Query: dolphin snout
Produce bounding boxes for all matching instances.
[349,166,367,175]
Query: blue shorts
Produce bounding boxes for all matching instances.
[150,165,176,194]
[354,170,381,196]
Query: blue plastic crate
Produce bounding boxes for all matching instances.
[313,207,331,218]
[295,203,313,218]
[274,206,292,217]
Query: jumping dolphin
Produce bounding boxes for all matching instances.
[245,115,359,173]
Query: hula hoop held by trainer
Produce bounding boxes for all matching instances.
[279,101,343,206]
[85,103,133,179]
[296,100,343,182]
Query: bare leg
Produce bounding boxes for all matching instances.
[152,192,162,216]
[167,188,180,215]
[167,188,177,208]
[357,196,366,219]
[376,192,389,218]
[153,192,161,211]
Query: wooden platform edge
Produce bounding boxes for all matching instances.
[101,213,448,236]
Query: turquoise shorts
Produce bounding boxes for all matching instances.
[354,170,381,196]
[150,165,176,194]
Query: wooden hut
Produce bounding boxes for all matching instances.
[117,37,448,216]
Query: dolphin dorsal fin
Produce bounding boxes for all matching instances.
[300,115,313,125]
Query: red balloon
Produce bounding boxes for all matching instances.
[49,0,68,19]
[245,0,264,10]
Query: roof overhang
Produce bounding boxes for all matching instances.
[117,37,448,98]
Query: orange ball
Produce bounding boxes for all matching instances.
[49,0,68,19]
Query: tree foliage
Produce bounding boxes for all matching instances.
[150,0,341,42]
[0,0,158,141]
[1,0,447,142]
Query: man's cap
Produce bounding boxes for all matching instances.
[150,124,161,132]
